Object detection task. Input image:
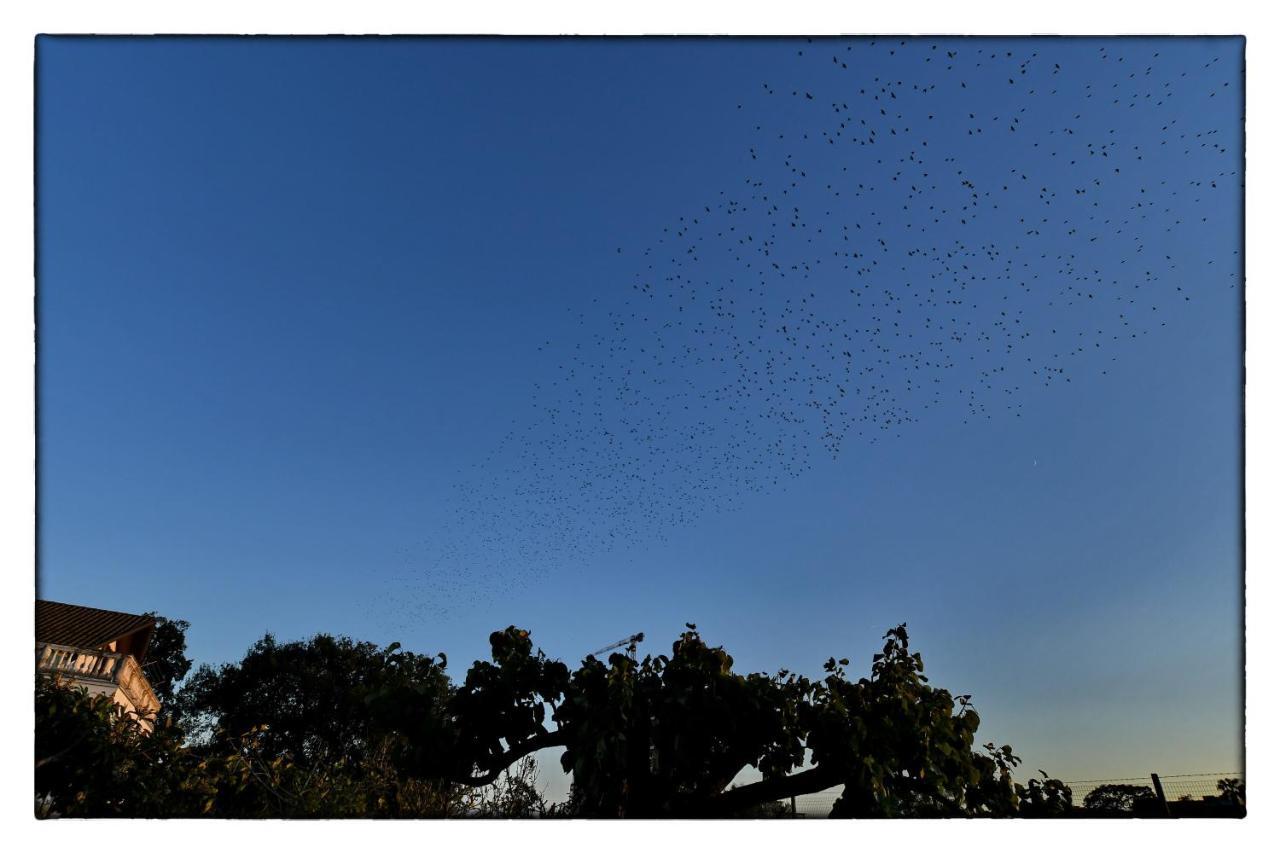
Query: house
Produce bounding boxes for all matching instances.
[36,600,162,732]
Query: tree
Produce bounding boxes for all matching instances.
[36,673,464,819]
[174,632,465,817]
[176,633,451,767]
[141,612,192,713]
[1216,777,1244,808]
[39,621,1067,819]
[35,675,214,817]
[1017,772,1074,817]
[1082,783,1157,814]
[424,623,1069,817]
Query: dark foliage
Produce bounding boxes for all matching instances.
[1082,783,1158,814]
[141,612,192,712]
[1216,777,1244,808]
[176,633,450,767]
[38,622,1067,819]
[35,676,211,817]
[536,623,1071,817]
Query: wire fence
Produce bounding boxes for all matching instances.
[774,772,1244,817]
[790,788,842,817]
[1065,772,1243,809]
[1153,773,1243,806]
[1061,773,1164,805]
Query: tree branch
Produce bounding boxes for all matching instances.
[452,729,568,787]
[708,765,841,814]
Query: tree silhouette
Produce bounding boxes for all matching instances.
[1082,783,1157,814]
[1216,777,1244,807]
[141,612,191,714]
[35,676,212,817]
[39,622,1069,818]
[177,633,451,767]
[417,623,1069,817]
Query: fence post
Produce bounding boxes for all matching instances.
[791,795,797,817]
[1150,773,1171,817]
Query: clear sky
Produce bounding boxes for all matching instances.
[36,36,1242,791]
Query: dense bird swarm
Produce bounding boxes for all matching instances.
[377,39,1241,620]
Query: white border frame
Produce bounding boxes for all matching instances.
[2,2,1272,851]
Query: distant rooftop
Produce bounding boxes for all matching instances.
[35,600,156,663]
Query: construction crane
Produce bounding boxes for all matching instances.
[589,632,645,660]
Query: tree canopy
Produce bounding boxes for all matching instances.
[37,620,1073,818]
[141,612,192,712]
[35,675,212,818]
[1081,783,1158,815]
[435,623,1071,817]
[176,633,451,767]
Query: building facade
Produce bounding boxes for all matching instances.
[36,600,162,732]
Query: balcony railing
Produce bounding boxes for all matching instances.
[36,642,161,720]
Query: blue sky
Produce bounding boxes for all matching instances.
[36,36,1242,789]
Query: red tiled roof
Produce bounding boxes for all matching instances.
[35,600,156,661]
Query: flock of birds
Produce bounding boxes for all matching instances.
[375,39,1241,624]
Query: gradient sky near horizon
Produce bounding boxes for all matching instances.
[36,36,1242,792]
